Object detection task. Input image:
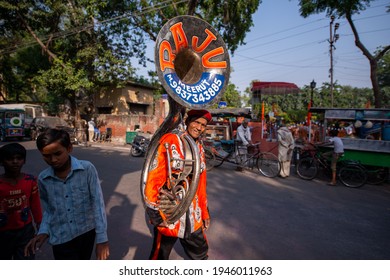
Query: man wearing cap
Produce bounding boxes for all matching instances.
[144,109,211,260]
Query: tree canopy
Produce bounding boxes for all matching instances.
[297,0,390,108]
[0,0,261,117]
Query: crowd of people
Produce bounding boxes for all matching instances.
[232,119,346,184]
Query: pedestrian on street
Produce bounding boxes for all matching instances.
[0,143,42,260]
[320,129,344,186]
[277,124,295,178]
[24,128,110,260]
[143,109,211,260]
[94,127,101,142]
[236,119,252,170]
[88,118,96,142]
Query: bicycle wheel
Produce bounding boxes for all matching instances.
[296,156,318,180]
[365,166,389,185]
[338,164,367,188]
[256,152,281,178]
[204,148,217,171]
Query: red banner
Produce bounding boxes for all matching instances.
[261,101,265,121]
[307,101,312,126]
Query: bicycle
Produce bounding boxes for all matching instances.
[204,139,281,178]
[296,143,368,188]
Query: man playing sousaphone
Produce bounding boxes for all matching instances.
[144,109,211,260]
[141,14,230,260]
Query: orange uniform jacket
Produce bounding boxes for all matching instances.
[143,132,210,238]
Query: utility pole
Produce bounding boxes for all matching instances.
[329,15,339,108]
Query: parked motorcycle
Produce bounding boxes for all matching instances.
[130,132,152,157]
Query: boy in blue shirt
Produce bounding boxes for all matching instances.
[25,128,109,260]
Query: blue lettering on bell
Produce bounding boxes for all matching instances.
[164,72,225,105]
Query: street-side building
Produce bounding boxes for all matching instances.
[94,82,155,115]
[91,82,167,144]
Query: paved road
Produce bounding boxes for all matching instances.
[13,141,390,260]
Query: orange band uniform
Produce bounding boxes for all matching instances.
[143,132,209,238]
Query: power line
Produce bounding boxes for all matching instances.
[238,25,329,53]
[244,18,327,44]
[0,0,188,55]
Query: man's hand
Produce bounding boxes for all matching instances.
[96,242,110,260]
[203,219,211,231]
[158,189,177,215]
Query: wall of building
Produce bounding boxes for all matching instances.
[94,84,155,115]
[89,83,168,144]
[95,99,168,144]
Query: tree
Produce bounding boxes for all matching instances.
[377,48,390,87]
[242,87,252,107]
[0,0,261,118]
[245,78,378,123]
[221,83,241,107]
[298,0,390,108]
[0,0,141,115]
[377,49,390,107]
[129,0,261,54]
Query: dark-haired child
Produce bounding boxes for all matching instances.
[321,129,344,186]
[0,143,42,259]
[24,128,110,260]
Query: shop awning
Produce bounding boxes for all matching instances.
[209,108,252,118]
[251,82,300,95]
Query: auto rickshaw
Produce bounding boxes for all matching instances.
[0,108,25,141]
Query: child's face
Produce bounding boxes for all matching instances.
[40,141,72,170]
[2,155,25,174]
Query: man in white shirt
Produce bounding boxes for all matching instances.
[236,119,252,169]
[277,124,295,178]
[88,118,96,142]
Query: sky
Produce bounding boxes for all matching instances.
[135,0,390,94]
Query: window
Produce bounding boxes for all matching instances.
[97,107,113,114]
[25,108,34,118]
[128,103,147,115]
[34,106,43,117]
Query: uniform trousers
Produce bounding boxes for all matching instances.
[149,226,208,260]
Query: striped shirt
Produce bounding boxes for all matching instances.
[38,156,108,245]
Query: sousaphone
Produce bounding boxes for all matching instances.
[140,15,230,224]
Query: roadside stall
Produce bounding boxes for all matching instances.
[202,108,252,159]
[205,107,252,141]
[203,108,278,158]
[310,107,390,170]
